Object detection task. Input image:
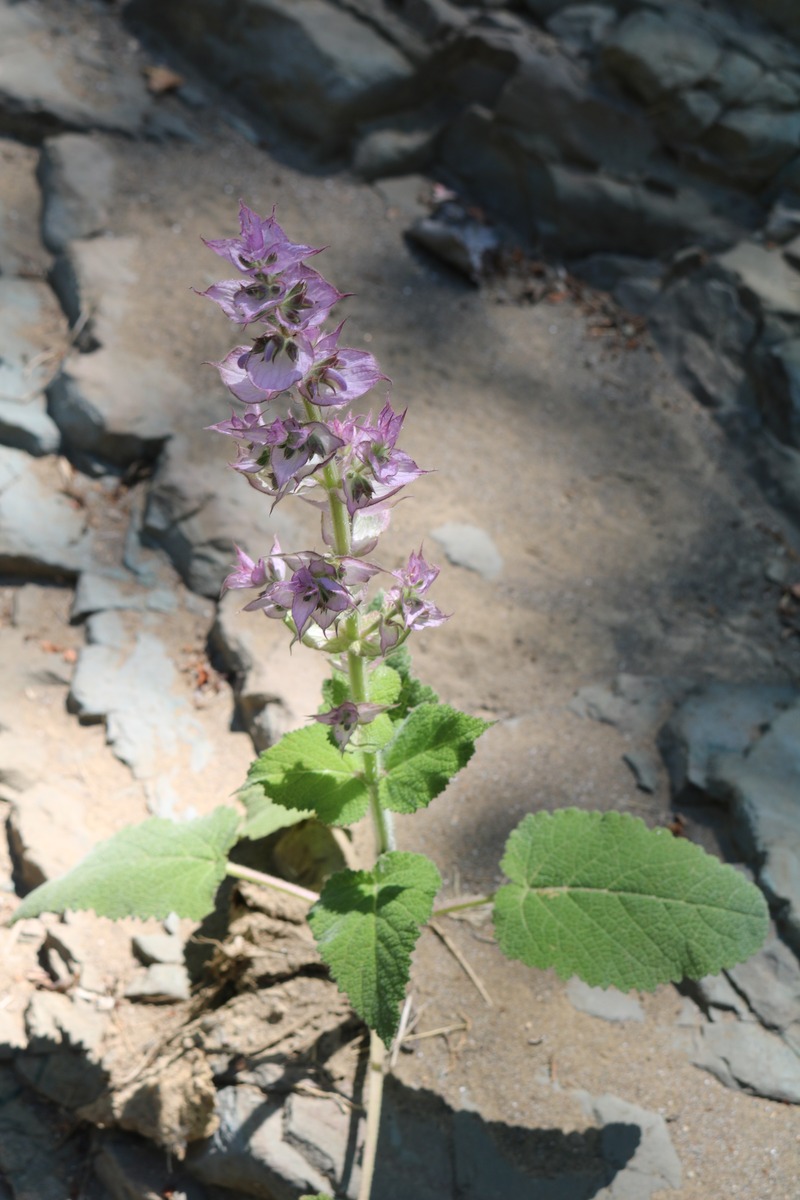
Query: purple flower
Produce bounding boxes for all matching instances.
[202,264,343,330]
[212,346,285,406]
[299,324,387,407]
[245,553,356,639]
[221,538,285,594]
[312,700,387,750]
[242,331,315,393]
[203,202,322,276]
[379,549,448,652]
[206,405,268,441]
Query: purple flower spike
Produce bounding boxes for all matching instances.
[313,700,387,751]
[203,202,322,276]
[300,324,388,407]
[243,331,314,393]
[212,346,286,406]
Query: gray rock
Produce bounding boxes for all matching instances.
[125,963,191,1003]
[71,570,150,621]
[716,241,800,319]
[24,991,107,1057]
[0,279,67,402]
[408,202,500,281]
[284,1092,357,1182]
[0,446,92,578]
[726,935,800,1038]
[658,681,797,796]
[688,971,751,1019]
[68,631,211,781]
[48,351,177,467]
[187,1084,331,1199]
[132,933,185,966]
[577,1092,681,1197]
[0,137,51,278]
[94,1132,214,1200]
[0,2,151,139]
[692,1018,800,1103]
[0,397,60,457]
[603,10,719,105]
[128,0,415,149]
[546,6,617,55]
[753,337,800,448]
[566,979,644,1023]
[708,703,800,950]
[38,134,116,253]
[49,236,139,352]
[353,123,438,181]
[700,109,800,187]
[431,521,503,580]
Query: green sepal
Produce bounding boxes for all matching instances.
[244,723,370,826]
[378,703,491,814]
[493,810,770,992]
[309,851,441,1046]
[12,808,241,923]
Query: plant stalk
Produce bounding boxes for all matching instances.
[225,861,319,904]
[358,1030,387,1200]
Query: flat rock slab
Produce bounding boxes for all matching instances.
[659,680,798,795]
[578,1091,682,1197]
[128,0,415,147]
[566,979,645,1023]
[0,278,68,403]
[431,521,503,580]
[0,446,93,577]
[0,1,151,138]
[38,132,116,253]
[0,137,51,276]
[709,702,800,950]
[692,1017,800,1104]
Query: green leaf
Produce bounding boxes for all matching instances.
[309,852,441,1046]
[245,723,370,826]
[238,782,311,841]
[321,668,349,710]
[13,808,240,923]
[378,704,491,814]
[493,810,770,992]
[366,663,402,707]
[385,646,438,716]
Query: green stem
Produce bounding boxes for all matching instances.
[358,1031,387,1200]
[225,862,319,904]
[432,894,495,918]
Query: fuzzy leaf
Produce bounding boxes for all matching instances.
[385,646,438,716]
[245,723,369,826]
[238,783,311,841]
[13,808,240,923]
[367,663,402,707]
[309,852,441,1046]
[378,704,491,814]
[493,810,770,991]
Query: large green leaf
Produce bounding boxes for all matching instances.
[238,781,311,841]
[309,852,441,1046]
[13,808,240,923]
[244,723,370,826]
[378,704,491,814]
[493,810,769,991]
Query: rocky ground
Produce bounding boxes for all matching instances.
[1,1,800,1198]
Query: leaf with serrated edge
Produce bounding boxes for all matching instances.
[245,723,369,826]
[493,810,769,991]
[378,704,491,814]
[238,784,311,840]
[309,852,441,1046]
[12,808,240,923]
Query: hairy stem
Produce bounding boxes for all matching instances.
[432,894,494,918]
[225,861,319,904]
[358,1031,387,1200]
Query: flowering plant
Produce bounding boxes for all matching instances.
[14,204,769,1200]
